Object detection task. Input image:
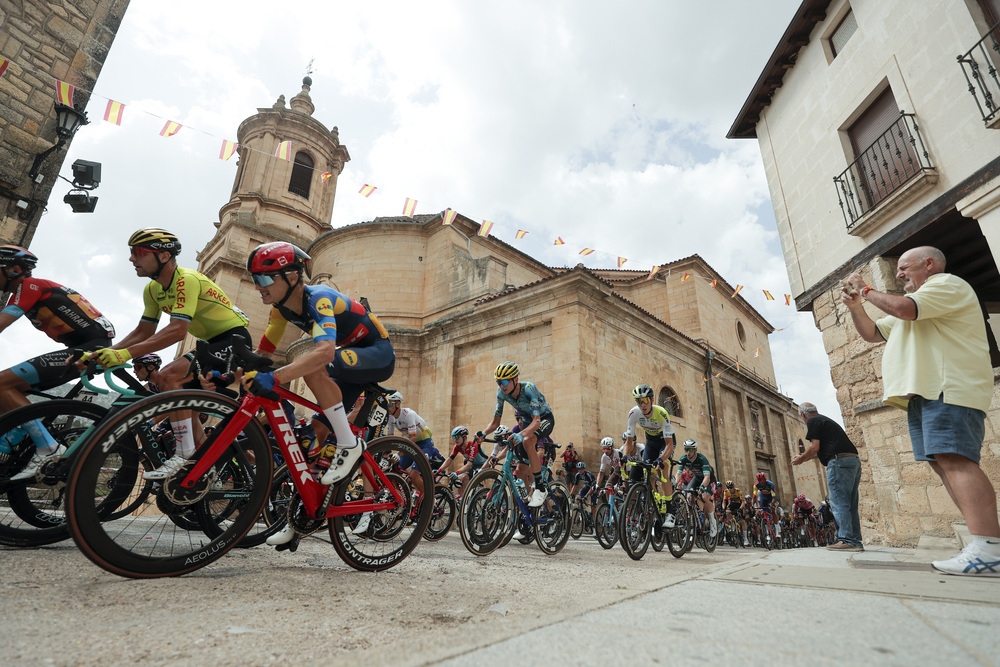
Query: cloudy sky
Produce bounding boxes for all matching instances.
[5,0,844,422]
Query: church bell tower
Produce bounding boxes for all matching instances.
[194,77,350,361]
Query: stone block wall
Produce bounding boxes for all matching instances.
[0,0,130,246]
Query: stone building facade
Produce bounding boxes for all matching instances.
[0,0,130,247]
[729,0,1000,545]
[195,82,819,504]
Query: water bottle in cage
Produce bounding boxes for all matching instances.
[514,478,528,500]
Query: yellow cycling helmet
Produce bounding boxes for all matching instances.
[494,361,519,381]
[128,228,182,255]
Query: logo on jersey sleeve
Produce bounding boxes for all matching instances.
[316,297,335,316]
[333,297,348,315]
[340,349,358,366]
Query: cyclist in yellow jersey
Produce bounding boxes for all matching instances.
[80,228,251,480]
[623,383,677,527]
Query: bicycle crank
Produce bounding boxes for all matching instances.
[163,461,218,505]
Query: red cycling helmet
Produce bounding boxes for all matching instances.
[796,493,806,502]
[756,472,767,483]
[246,242,311,277]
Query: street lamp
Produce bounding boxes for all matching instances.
[28,102,89,180]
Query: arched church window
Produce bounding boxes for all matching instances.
[288,151,313,199]
[659,386,682,418]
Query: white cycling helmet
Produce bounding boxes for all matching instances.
[494,425,511,438]
[600,437,615,449]
[387,391,403,403]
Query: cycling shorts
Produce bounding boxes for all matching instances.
[9,339,108,391]
[629,433,666,482]
[398,437,438,471]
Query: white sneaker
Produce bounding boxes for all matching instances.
[512,528,525,540]
[663,513,676,529]
[320,437,366,485]
[266,523,296,546]
[348,512,372,535]
[528,488,547,508]
[932,543,1000,577]
[10,444,66,481]
[143,454,188,480]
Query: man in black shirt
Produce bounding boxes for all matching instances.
[792,402,863,552]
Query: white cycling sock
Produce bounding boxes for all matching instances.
[170,418,196,458]
[322,403,358,448]
[973,534,1000,556]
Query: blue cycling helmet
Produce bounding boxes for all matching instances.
[451,425,469,439]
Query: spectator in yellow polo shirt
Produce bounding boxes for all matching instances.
[843,246,999,577]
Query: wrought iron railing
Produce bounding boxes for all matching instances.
[958,20,1000,124]
[833,112,933,231]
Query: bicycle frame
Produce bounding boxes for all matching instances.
[173,386,404,521]
[485,446,555,530]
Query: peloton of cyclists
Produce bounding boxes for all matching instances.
[0,245,115,480]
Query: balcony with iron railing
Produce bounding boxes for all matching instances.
[833,112,936,235]
[958,19,1000,126]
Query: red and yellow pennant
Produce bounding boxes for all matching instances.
[219,140,238,161]
[274,140,292,160]
[402,198,418,217]
[579,248,594,256]
[554,237,565,245]
[754,347,760,358]
[478,220,494,237]
[55,80,74,106]
[784,294,792,306]
[0,58,9,78]
[617,257,627,268]
[359,184,377,197]
[681,273,691,282]
[515,230,528,239]
[709,279,717,289]
[103,99,125,126]
[763,290,774,300]
[160,120,182,137]
[647,265,660,281]
[321,172,332,182]
[442,208,457,226]
[732,285,743,297]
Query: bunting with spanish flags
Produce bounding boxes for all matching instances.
[55,80,74,106]
[754,347,760,358]
[359,184,377,197]
[709,279,717,289]
[103,100,124,126]
[617,257,627,268]
[478,220,494,237]
[785,294,792,306]
[442,208,457,226]
[732,285,743,297]
[219,140,238,161]
[274,140,292,161]
[402,198,418,217]
[579,248,594,256]
[647,265,660,280]
[681,273,691,282]
[0,58,9,78]
[321,172,332,182]
[554,237,565,246]
[515,230,528,239]
[160,121,182,137]
[763,290,774,301]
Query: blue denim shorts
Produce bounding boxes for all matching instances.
[906,395,986,464]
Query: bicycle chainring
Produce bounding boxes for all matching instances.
[163,461,218,505]
[287,491,325,537]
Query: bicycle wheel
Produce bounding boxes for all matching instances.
[329,436,434,571]
[570,506,584,540]
[704,518,719,553]
[650,517,666,552]
[0,399,108,548]
[594,502,616,549]
[513,513,534,545]
[760,520,774,550]
[458,468,513,556]
[423,484,456,542]
[666,496,693,558]
[535,482,570,555]
[67,391,273,578]
[618,484,652,561]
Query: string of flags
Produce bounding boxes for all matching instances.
[2,56,803,313]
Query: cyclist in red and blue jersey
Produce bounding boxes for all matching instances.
[242,242,395,546]
[480,361,554,507]
[754,471,777,517]
[0,245,115,480]
[437,426,488,498]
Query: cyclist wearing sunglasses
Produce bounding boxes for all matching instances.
[479,361,554,507]
[623,383,678,525]
[79,228,250,481]
[244,242,394,502]
[0,245,115,480]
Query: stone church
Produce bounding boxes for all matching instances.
[191,79,817,504]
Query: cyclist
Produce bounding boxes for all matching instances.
[676,439,718,537]
[754,471,776,519]
[480,362,554,507]
[562,442,581,495]
[596,437,621,490]
[132,353,163,392]
[383,391,439,486]
[437,426,488,498]
[722,480,745,542]
[0,245,115,480]
[243,241,396,544]
[793,493,818,542]
[623,384,677,527]
[76,229,250,481]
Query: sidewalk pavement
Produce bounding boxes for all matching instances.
[434,541,1000,666]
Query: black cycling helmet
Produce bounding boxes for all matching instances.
[632,384,654,401]
[134,353,162,370]
[0,245,38,281]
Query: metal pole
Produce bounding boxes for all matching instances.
[705,348,722,477]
